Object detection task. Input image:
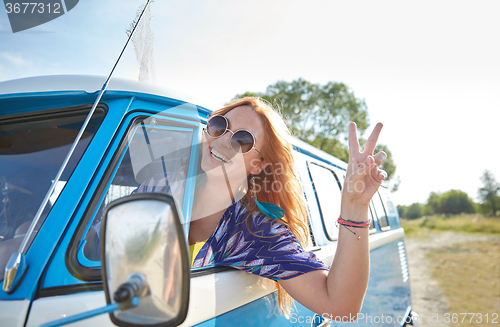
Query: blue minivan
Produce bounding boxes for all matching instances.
[0,75,416,327]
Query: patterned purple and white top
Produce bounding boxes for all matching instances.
[134,172,329,281]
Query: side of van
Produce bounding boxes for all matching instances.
[0,75,415,327]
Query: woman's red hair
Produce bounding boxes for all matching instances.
[211,97,310,318]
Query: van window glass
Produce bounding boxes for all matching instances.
[81,117,196,263]
[379,188,398,218]
[308,163,342,241]
[294,164,317,247]
[0,107,105,276]
[372,192,389,228]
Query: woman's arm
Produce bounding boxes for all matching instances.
[279,122,386,320]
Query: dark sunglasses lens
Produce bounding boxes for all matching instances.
[232,130,254,153]
[207,116,227,137]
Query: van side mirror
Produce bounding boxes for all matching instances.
[101,193,190,327]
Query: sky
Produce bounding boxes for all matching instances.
[1,0,499,206]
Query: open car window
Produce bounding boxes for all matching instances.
[80,116,200,268]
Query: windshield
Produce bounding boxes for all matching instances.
[0,106,105,277]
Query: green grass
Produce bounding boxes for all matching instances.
[402,214,500,326]
[427,241,500,327]
[401,214,500,237]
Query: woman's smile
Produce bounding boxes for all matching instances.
[209,147,232,164]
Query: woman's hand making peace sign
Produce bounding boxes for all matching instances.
[341,122,387,221]
[280,122,389,318]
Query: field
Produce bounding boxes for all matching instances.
[402,214,500,237]
[401,215,500,327]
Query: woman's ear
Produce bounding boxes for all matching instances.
[250,158,271,175]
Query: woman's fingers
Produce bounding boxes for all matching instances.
[371,163,387,183]
[348,122,360,155]
[347,122,388,188]
[355,155,387,183]
[373,151,387,182]
[380,170,388,180]
[352,155,374,180]
[374,151,387,166]
[363,123,383,155]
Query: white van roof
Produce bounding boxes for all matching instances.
[0,75,210,109]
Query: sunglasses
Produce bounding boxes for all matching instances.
[206,115,262,155]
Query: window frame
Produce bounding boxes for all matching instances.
[66,112,203,281]
[378,186,400,228]
[372,191,390,231]
[306,161,343,242]
[292,156,318,249]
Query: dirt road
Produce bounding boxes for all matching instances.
[405,232,498,327]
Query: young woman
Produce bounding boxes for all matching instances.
[137,97,387,319]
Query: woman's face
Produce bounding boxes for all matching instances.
[201,105,266,183]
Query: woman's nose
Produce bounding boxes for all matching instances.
[217,130,233,149]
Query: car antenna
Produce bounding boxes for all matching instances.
[3,0,154,294]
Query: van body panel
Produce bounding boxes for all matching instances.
[0,299,30,327]
[26,292,109,327]
[180,270,277,326]
[362,238,412,325]
[369,228,405,250]
[193,292,320,327]
[29,271,278,327]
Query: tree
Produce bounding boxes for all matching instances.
[235,78,397,181]
[426,192,441,215]
[439,190,475,215]
[397,205,406,218]
[478,170,500,216]
[425,190,475,215]
[406,203,423,219]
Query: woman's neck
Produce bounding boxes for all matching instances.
[190,173,244,222]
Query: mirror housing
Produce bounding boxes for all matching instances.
[101,193,190,327]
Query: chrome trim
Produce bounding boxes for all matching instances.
[3,252,27,293]
[398,241,410,282]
